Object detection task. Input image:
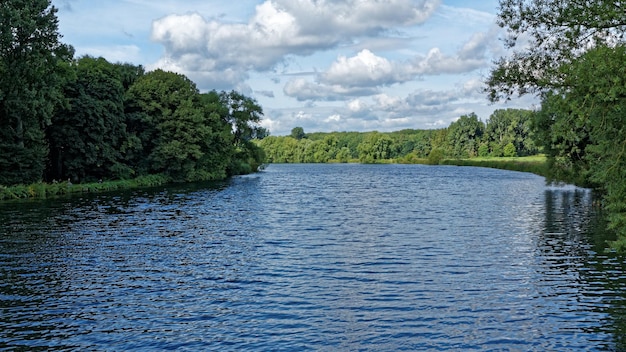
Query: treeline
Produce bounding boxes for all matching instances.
[258,109,537,164]
[0,1,266,187]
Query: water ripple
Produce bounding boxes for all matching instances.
[0,164,624,351]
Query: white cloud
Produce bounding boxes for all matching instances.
[282,26,498,102]
[321,49,413,87]
[149,0,441,90]
[52,0,539,136]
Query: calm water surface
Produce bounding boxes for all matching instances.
[1,164,626,351]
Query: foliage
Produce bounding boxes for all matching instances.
[446,113,484,158]
[358,132,396,163]
[0,174,171,201]
[290,127,306,140]
[258,110,538,165]
[486,0,626,101]
[487,0,626,247]
[124,72,261,182]
[427,148,445,165]
[484,109,536,157]
[0,0,74,185]
[47,56,129,182]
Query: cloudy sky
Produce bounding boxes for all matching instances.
[51,0,537,136]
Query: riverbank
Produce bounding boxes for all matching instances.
[0,156,548,201]
[0,174,171,201]
[439,155,549,178]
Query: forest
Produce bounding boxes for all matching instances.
[0,1,267,187]
[258,109,537,164]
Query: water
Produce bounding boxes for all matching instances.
[1,163,625,351]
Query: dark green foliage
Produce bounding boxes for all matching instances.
[124,71,252,182]
[0,0,74,185]
[358,132,396,163]
[486,0,626,102]
[47,56,129,182]
[488,0,626,247]
[0,1,268,195]
[290,127,306,140]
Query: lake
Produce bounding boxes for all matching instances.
[1,163,625,351]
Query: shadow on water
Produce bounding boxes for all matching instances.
[539,186,626,350]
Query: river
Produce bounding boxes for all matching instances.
[1,163,625,351]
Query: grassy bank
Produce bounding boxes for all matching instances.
[439,155,549,178]
[1,156,549,201]
[0,174,171,201]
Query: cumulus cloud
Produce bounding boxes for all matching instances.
[321,49,414,87]
[150,0,441,89]
[283,27,497,102]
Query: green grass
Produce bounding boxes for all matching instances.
[0,174,172,201]
[440,155,549,177]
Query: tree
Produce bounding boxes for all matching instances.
[0,0,74,185]
[47,56,129,182]
[290,127,306,140]
[487,0,626,247]
[486,0,626,102]
[218,90,267,174]
[484,109,536,157]
[446,113,484,158]
[125,70,231,181]
[358,132,395,163]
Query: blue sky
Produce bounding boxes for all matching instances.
[51,0,536,136]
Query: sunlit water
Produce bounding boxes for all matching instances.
[1,164,626,351]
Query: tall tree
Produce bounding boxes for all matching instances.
[446,113,484,158]
[218,90,267,174]
[290,127,306,140]
[486,0,626,102]
[487,0,626,247]
[485,109,535,157]
[47,56,129,182]
[0,0,73,185]
[125,70,235,181]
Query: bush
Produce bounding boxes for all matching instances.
[427,148,445,165]
[503,142,517,157]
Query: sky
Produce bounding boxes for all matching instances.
[51,0,537,136]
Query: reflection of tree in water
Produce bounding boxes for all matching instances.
[540,187,626,350]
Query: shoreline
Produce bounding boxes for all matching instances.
[0,156,548,202]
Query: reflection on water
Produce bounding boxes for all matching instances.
[0,164,625,351]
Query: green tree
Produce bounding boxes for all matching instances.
[125,70,231,181]
[218,90,267,174]
[486,0,626,102]
[446,113,484,158]
[358,132,395,163]
[0,0,74,185]
[484,109,536,157]
[290,126,306,140]
[503,142,517,157]
[487,0,626,247]
[47,56,129,182]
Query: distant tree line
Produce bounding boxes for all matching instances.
[0,1,266,186]
[258,109,537,164]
